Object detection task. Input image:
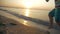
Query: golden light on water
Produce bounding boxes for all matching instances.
[23,9,30,25]
[25,9,30,16]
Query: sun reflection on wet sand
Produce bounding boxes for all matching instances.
[23,20,28,25]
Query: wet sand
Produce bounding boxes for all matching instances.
[0,15,48,34]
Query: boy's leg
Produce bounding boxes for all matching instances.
[48,15,53,29]
[48,9,55,29]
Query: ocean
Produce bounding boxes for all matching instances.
[0,7,50,27]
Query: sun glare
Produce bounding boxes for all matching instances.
[24,2,32,8]
[22,0,33,8]
[22,0,46,9]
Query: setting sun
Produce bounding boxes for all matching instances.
[22,0,32,8]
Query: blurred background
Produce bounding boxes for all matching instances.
[0,0,59,34]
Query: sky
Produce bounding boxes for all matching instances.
[0,0,55,10]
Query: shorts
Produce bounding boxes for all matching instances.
[49,9,55,17]
[49,8,60,23]
[55,8,60,22]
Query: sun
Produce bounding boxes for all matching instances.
[24,2,32,8]
[22,0,45,9]
[22,0,33,8]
